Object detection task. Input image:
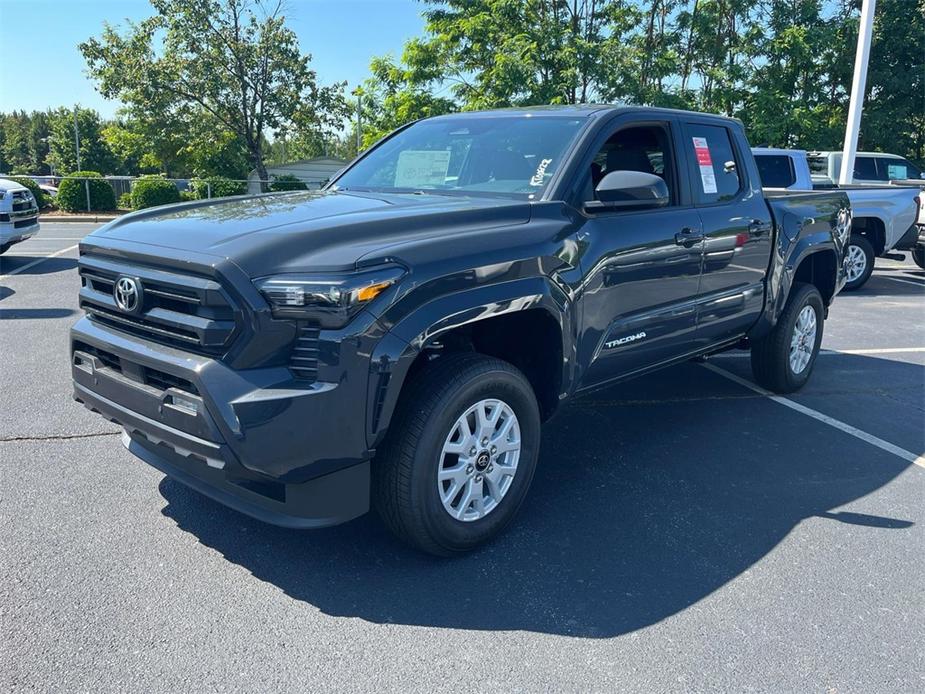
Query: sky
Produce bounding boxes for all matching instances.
[0,0,427,118]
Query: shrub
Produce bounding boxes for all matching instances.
[191,176,247,199]
[57,171,116,212]
[131,175,181,210]
[180,190,197,202]
[118,192,133,210]
[6,176,46,209]
[269,174,307,192]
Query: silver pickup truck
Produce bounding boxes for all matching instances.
[0,178,41,254]
[753,149,920,288]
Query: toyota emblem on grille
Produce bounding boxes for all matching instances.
[114,276,142,313]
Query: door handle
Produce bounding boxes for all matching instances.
[748,219,770,236]
[674,227,704,246]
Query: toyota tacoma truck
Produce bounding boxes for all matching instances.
[753,148,920,288]
[71,106,850,555]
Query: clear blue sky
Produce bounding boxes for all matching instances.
[0,0,426,118]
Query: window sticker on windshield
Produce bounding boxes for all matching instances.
[529,158,553,186]
[394,150,452,188]
[692,137,718,194]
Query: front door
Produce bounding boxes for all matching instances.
[574,120,704,389]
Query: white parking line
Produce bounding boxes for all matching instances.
[712,347,925,358]
[883,276,925,288]
[702,362,925,469]
[0,244,78,280]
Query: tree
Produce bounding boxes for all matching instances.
[80,0,348,188]
[47,107,117,174]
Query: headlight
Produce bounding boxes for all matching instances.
[254,265,405,327]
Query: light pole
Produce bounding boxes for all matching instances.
[838,0,877,185]
[74,105,91,212]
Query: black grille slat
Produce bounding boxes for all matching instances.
[290,327,320,380]
[78,255,239,355]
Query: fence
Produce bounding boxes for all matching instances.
[35,174,329,213]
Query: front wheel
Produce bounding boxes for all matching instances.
[373,353,541,556]
[912,247,925,270]
[750,283,824,393]
[843,234,874,290]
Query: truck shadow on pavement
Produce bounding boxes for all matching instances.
[158,359,918,638]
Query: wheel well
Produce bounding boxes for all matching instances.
[851,216,886,256]
[793,250,838,305]
[404,309,563,420]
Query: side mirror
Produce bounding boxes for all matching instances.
[585,171,669,212]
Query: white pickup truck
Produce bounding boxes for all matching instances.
[753,149,921,288]
[0,178,41,254]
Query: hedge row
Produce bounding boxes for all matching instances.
[57,171,116,212]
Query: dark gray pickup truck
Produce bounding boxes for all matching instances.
[71,106,850,554]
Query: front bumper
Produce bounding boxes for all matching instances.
[70,316,372,528]
[0,219,39,246]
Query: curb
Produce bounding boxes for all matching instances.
[42,215,120,223]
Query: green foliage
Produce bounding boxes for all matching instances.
[80,0,348,186]
[118,192,133,210]
[269,174,307,192]
[57,171,117,212]
[0,111,51,174]
[6,176,47,209]
[131,174,181,209]
[180,190,198,202]
[191,176,247,199]
[47,107,117,174]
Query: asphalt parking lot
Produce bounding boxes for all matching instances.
[2,222,924,692]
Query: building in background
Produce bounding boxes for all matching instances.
[248,157,347,193]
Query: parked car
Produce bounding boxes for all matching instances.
[0,177,40,254]
[70,106,850,555]
[807,150,925,185]
[754,148,920,288]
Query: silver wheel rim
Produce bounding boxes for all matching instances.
[437,398,521,522]
[789,305,817,374]
[845,244,867,283]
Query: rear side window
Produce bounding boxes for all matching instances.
[808,156,829,175]
[755,155,796,188]
[684,124,742,204]
[853,156,880,180]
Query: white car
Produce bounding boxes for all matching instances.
[753,149,921,288]
[0,178,40,254]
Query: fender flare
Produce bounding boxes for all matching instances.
[364,276,573,448]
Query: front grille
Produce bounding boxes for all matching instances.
[11,191,35,213]
[74,340,199,395]
[13,218,37,228]
[289,326,320,380]
[78,255,239,356]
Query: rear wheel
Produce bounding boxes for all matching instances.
[843,235,874,290]
[912,247,925,269]
[373,353,541,556]
[750,283,824,393]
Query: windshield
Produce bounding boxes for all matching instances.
[333,115,587,198]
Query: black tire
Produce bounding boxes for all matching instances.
[843,234,875,290]
[373,353,541,556]
[912,247,925,270]
[750,283,824,393]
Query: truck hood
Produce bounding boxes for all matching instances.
[89,190,532,275]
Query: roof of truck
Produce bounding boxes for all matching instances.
[427,104,742,124]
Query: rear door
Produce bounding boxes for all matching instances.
[680,121,774,348]
[572,115,704,388]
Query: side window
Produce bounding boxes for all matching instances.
[582,123,676,206]
[684,124,742,204]
[853,156,881,180]
[881,158,921,181]
[754,155,796,188]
